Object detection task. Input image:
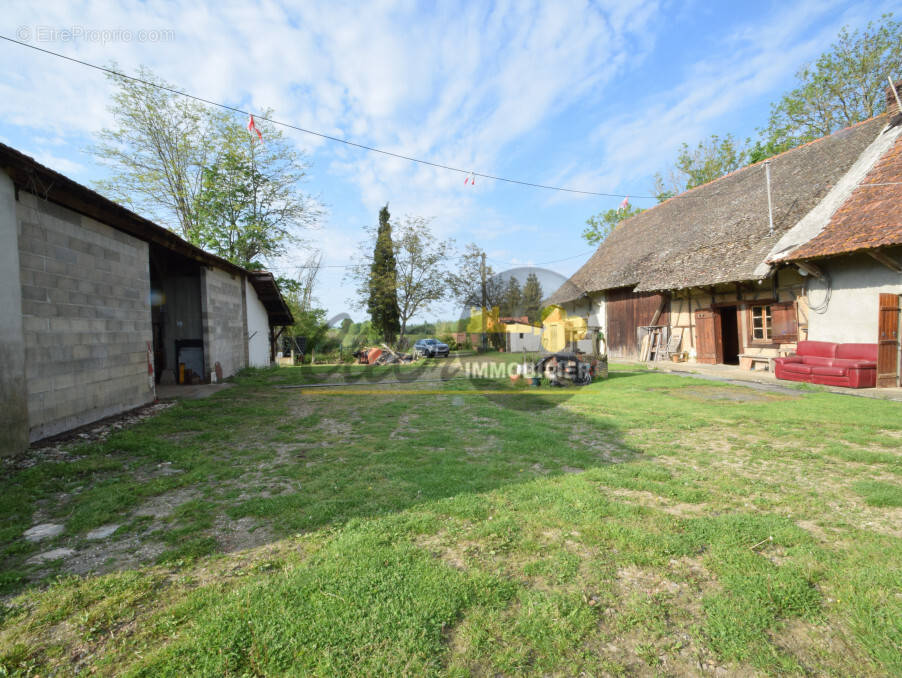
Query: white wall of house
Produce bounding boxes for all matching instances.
[557,292,606,354]
[560,292,605,328]
[245,279,271,367]
[806,250,902,343]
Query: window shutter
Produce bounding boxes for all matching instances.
[770,302,798,342]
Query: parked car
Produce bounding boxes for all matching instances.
[414,338,450,358]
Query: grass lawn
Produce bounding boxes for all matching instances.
[1,358,901,676]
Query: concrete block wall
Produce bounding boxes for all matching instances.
[16,192,155,441]
[0,173,28,455]
[201,267,248,378]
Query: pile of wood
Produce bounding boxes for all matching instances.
[354,344,415,365]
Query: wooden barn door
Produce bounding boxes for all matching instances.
[877,293,900,388]
[695,309,722,364]
[605,288,670,360]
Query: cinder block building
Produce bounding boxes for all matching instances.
[0,144,293,455]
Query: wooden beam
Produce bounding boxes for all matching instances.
[649,295,667,326]
[868,250,902,273]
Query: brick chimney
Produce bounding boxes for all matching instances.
[886,79,902,116]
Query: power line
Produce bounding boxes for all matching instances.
[7,34,898,213]
[0,34,660,200]
[487,249,597,267]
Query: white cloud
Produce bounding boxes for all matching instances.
[1,0,891,318]
[550,0,895,202]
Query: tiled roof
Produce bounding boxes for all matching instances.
[548,116,889,304]
[782,121,902,261]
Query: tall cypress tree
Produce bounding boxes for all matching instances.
[367,205,401,344]
[522,273,543,325]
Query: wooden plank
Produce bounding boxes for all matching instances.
[877,293,900,388]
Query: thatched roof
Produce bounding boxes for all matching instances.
[548,115,888,304]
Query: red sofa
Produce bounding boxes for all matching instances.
[773,341,877,388]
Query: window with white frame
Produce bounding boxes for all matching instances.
[750,305,772,341]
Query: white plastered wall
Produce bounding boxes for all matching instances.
[806,251,902,343]
[245,278,271,367]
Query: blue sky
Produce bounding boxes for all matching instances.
[0,0,896,322]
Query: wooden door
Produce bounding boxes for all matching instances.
[877,293,900,388]
[695,309,722,364]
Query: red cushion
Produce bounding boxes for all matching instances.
[831,358,877,369]
[835,343,878,361]
[783,363,812,374]
[812,365,848,377]
[801,356,837,367]
[797,341,837,359]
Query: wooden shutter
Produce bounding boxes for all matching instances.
[695,309,721,364]
[877,293,900,388]
[770,301,799,343]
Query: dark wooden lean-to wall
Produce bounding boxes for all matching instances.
[605,287,670,360]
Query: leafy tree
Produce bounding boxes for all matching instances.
[391,217,454,346]
[522,273,543,325]
[93,65,214,237]
[756,14,902,160]
[338,317,353,338]
[192,112,320,268]
[350,213,452,346]
[362,205,401,344]
[581,205,643,245]
[500,276,522,318]
[653,134,748,201]
[94,67,320,267]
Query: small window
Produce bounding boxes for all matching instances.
[519,333,524,339]
[750,305,772,341]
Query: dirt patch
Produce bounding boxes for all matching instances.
[415,532,473,570]
[677,386,794,402]
[215,516,274,553]
[133,488,200,519]
[606,487,707,517]
[589,557,732,678]
[390,413,421,440]
[318,418,353,438]
[569,432,632,463]
[768,618,877,677]
[64,534,167,577]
